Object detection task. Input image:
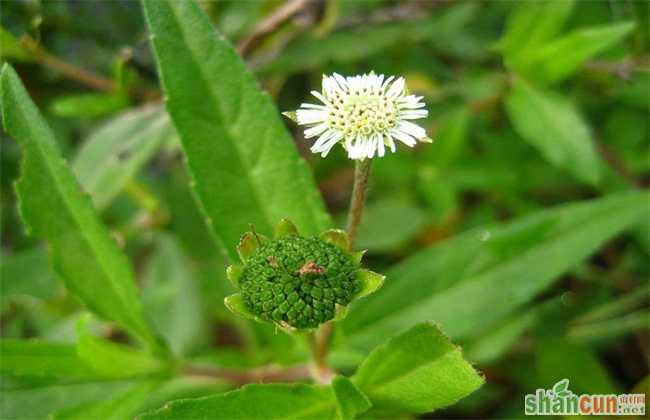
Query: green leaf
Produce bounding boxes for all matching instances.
[259,3,477,75]
[51,380,162,420]
[140,381,367,420]
[526,22,635,84]
[505,79,602,185]
[50,92,130,119]
[142,234,206,356]
[331,376,371,420]
[537,339,618,395]
[0,339,93,379]
[1,377,228,420]
[574,286,649,324]
[0,26,32,62]
[0,379,143,420]
[426,107,471,168]
[498,0,575,72]
[464,298,562,365]
[568,310,650,343]
[0,64,161,353]
[0,247,58,302]
[73,105,175,210]
[76,316,168,378]
[354,199,429,253]
[142,0,331,260]
[341,191,649,351]
[352,323,483,413]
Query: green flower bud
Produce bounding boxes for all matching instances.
[224,219,385,332]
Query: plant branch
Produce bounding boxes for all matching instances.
[237,0,310,57]
[21,35,116,92]
[182,363,311,386]
[595,142,645,189]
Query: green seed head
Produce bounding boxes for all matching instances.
[240,235,358,329]
[224,219,384,333]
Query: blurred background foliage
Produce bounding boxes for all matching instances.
[1,0,648,418]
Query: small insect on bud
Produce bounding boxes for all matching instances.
[224,219,385,332]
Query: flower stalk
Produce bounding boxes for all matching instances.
[312,158,373,382]
[346,158,372,246]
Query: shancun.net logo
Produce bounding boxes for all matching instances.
[525,379,646,416]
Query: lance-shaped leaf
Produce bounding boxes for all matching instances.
[73,104,175,210]
[76,316,169,378]
[341,191,649,352]
[142,0,331,260]
[0,64,162,353]
[506,79,602,186]
[140,378,370,420]
[525,22,635,84]
[0,339,94,379]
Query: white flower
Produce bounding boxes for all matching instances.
[285,72,430,160]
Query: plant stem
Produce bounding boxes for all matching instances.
[346,158,372,246]
[236,0,309,57]
[183,364,311,386]
[311,158,372,382]
[21,36,116,92]
[309,328,335,384]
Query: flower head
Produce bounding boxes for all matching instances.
[284,72,430,160]
[224,219,384,333]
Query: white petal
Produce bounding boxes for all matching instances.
[296,109,327,125]
[400,110,428,119]
[390,129,417,147]
[333,73,349,91]
[397,120,427,139]
[318,133,343,157]
[387,77,405,98]
[303,122,329,138]
[300,103,328,110]
[377,134,385,157]
[386,135,396,152]
[366,138,376,159]
[310,90,330,105]
[311,130,336,151]
[381,76,395,92]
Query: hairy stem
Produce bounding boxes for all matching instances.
[311,159,372,382]
[346,158,372,246]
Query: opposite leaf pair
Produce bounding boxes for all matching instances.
[225,219,384,333]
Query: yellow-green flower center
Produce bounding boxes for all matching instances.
[328,92,398,138]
